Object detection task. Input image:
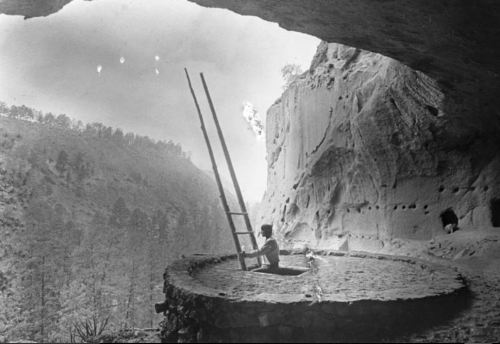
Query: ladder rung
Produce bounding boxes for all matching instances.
[186,70,263,271]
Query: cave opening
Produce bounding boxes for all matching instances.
[491,198,500,227]
[3,1,500,344]
[439,208,458,230]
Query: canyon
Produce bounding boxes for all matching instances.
[1,3,499,249]
[2,1,500,342]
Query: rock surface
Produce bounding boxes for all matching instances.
[259,42,500,249]
[401,229,500,342]
[1,1,499,122]
[4,0,499,97]
[0,0,73,19]
[189,0,500,106]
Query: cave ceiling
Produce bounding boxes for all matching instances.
[188,1,500,96]
[1,0,499,103]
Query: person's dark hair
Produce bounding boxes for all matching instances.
[261,224,273,237]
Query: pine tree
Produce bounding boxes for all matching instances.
[21,201,66,342]
[55,150,69,174]
[109,197,130,228]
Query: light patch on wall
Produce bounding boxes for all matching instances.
[242,101,264,140]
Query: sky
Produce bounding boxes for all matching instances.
[0,0,319,202]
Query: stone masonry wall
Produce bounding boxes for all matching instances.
[158,252,468,343]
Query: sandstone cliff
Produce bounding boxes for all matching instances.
[260,42,500,251]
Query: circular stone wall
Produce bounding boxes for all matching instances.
[158,250,468,343]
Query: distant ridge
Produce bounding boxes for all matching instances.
[0,102,239,342]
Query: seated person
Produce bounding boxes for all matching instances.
[243,224,280,273]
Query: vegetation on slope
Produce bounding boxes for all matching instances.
[0,102,235,342]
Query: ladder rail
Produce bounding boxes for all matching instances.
[200,73,262,267]
[184,68,247,271]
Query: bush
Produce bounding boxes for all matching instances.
[69,315,109,344]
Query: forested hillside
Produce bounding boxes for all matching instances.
[0,103,238,342]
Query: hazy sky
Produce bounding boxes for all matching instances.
[0,0,319,202]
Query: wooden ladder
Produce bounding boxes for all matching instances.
[184,68,261,271]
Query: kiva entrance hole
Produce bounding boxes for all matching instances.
[252,266,309,276]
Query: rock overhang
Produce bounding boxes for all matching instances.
[188,0,500,97]
[2,0,500,95]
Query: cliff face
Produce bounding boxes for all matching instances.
[260,42,500,250]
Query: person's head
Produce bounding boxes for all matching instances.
[260,224,273,238]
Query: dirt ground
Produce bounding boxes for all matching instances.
[393,227,500,342]
[159,227,500,342]
[190,228,500,342]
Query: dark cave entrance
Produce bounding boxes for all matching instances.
[440,208,458,229]
[491,198,500,227]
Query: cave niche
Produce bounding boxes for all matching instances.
[439,208,458,229]
[491,198,500,227]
